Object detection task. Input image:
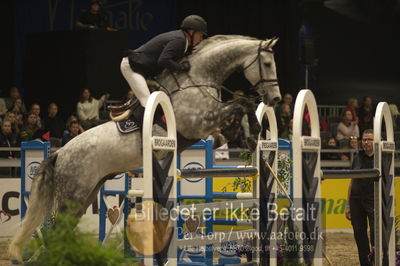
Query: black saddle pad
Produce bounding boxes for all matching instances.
[116,114,140,134]
[114,102,169,135]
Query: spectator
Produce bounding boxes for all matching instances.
[340,136,360,161]
[4,112,21,135]
[283,93,294,112]
[65,115,85,135]
[321,137,345,161]
[349,135,360,151]
[0,120,20,159]
[345,98,358,122]
[0,97,7,117]
[345,129,375,266]
[20,113,44,141]
[278,103,292,140]
[62,121,81,146]
[303,106,328,133]
[76,88,109,130]
[207,127,229,160]
[288,119,293,140]
[44,103,65,147]
[5,87,27,114]
[359,112,374,136]
[275,92,294,118]
[388,103,399,129]
[29,103,43,129]
[320,118,328,132]
[358,96,374,134]
[302,107,311,136]
[76,0,116,31]
[336,110,360,143]
[10,98,26,121]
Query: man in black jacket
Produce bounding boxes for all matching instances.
[116,15,207,110]
[345,128,375,266]
[76,0,116,31]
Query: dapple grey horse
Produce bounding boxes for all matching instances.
[9,35,281,260]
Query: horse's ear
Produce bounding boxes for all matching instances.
[265,37,279,49]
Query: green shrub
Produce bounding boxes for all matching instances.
[25,202,136,266]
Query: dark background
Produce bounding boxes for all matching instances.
[1,0,399,118]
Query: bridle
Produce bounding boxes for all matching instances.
[241,40,279,95]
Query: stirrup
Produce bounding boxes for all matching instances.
[110,109,131,121]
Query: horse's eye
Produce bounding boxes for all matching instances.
[264,62,271,68]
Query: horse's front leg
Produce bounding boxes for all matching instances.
[216,102,246,141]
[219,101,261,152]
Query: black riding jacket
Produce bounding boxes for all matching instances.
[128,30,188,77]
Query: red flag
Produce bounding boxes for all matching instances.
[42,131,50,141]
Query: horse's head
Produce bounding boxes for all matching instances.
[242,38,281,106]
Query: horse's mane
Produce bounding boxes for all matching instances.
[157,34,260,83]
[192,35,258,54]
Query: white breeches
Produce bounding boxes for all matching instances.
[120,57,150,107]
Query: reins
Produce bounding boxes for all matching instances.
[156,74,259,105]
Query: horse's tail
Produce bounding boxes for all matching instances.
[9,153,58,261]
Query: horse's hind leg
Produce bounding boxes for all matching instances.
[81,175,111,212]
[57,175,110,219]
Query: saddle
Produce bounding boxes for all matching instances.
[108,98,166,134]
[108,80,165,133]
[109,99,143,134]
[108,98,136,116]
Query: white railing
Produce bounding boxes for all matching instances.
[1,146,400,172]
[318,104,346,120]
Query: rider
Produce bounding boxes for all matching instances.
[112,15,207,112]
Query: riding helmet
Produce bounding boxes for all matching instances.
[180,15,207,36]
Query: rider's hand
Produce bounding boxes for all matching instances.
[179,61,191,72]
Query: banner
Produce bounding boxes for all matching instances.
[14,0,177,89]
[0,179,20,237]
[0,178,109,237]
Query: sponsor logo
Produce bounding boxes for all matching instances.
[27,161,41,179]
[382,141,395,151]
[259,141,278,150]
[183,162,204,170]
[182,162,204,183]
[302,138,320,149]
[153,138,176,149]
